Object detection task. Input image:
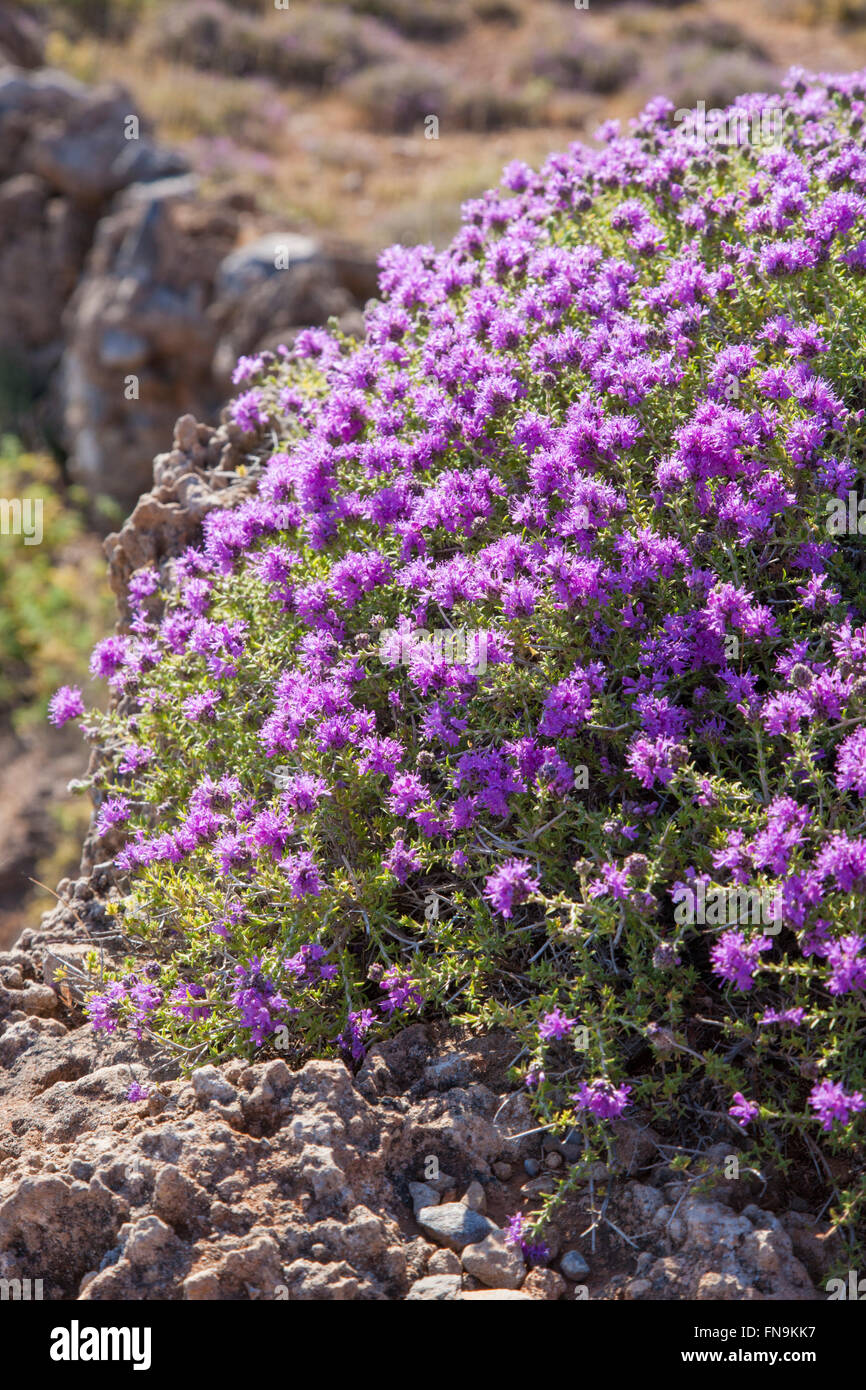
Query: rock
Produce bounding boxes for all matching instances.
[0,1175,126,1299]
[0,9,45,68]
[0,171,90,387]
[422,1052,471,1090]
[545,1152,563,1170]
[406,1274,462,1301]
[183,1269,221,1300]
[522,1268,567,1300]
[214,1233,282,1297]
[560,1250,590,1280]
[0,64,374,504]
[174,413,199,451]
[611,1118,660,1175]
[524,1158,541,1177]
[41,945,92,995]
[461,1232,525,1289]
[29,85,171,204]
[211,242,357,391]
[780,1211,843,1282]
[427,1248,461,1275]
[153,1166,208,1232]
[425,1170,457,1195]
[60,178,235,506]
[417,1204,497,1253]
[461,1181,487,1213]
[191,1066,237,1106]
[0,848,823,1305]
[20,983,59,1016]
[408,1181,440,1218]
[98,328,150,369]
[682,1199,753,1251]
[624,1278,653,1299]
[521,1175,558,1196]
[542,1128,582,1163]
[492,1162,513,1181]
[696,1271,750,1300]
[123,1215,180,1268]
[215,232,321,296]
[623,1181,665,1223]
[627,1195,816,1300]
[110,139,188,189]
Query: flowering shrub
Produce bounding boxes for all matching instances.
[64,68,866,1251]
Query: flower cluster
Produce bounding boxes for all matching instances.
[66,70,866,1238]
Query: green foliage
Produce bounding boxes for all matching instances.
[0,437,113,728]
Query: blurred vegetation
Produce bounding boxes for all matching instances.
[0,436,114,732]
[33,0,866,254]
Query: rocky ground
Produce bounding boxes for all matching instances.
[0,879,839,1300]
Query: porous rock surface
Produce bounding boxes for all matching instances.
[0,887,830,1301]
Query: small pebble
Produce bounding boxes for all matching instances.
[560,1250,590,1281]
[523,1158,541,1177]
[462,1181,487,1213]
[428,1248,461,1276]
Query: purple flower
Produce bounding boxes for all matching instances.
[759,1007,805,1026]
[182,689,221,722]
[729,1092,760,1127]
[280,773,330,812]
[710,930,772,991]
[503,1212,549,1264]
[48,685,85,726]
[94,796,131,838]
[86,980,127,1034]
[232,388,269,433]
[824,934,866,995]
[118,743,153,775]
[232,959,289,1046]
[386,773,428,816]
[379,966,423,1016]
[170,982,211,1022]
[382,837,422,884]
[336,1008,376,1062]
[90,636,129,681]
[126,1080,150,1103]
[483,858,540,919]
[626,735,686,790]
[538,1007,576,1041]
[572,1078,631,1120]
[835,728,866,797]
[281,850,321,899]
[809,1080,866,1133]
[816,834,866,893]
[538,663,605,738]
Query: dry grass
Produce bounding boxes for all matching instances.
[37,0,866,253]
